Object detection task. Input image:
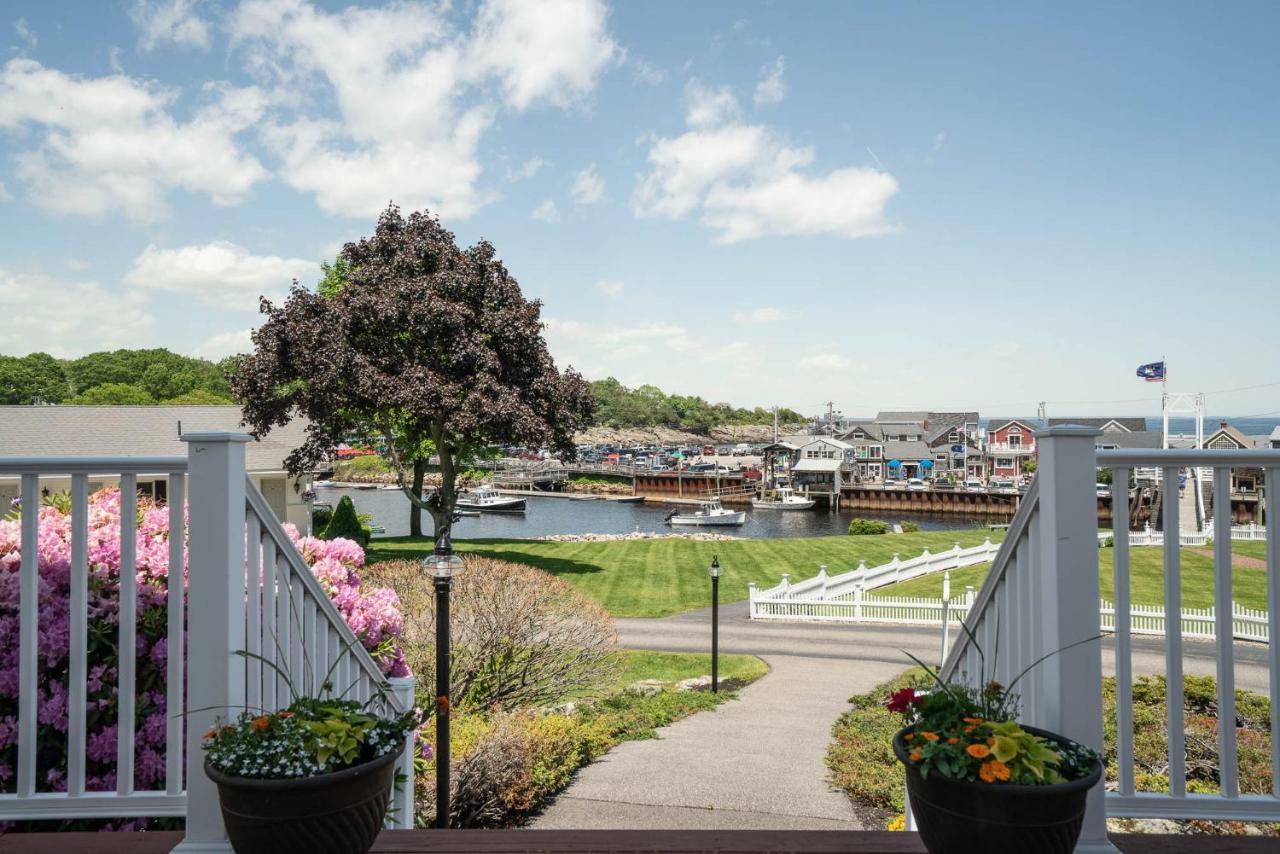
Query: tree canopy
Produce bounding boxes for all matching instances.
[590,377,803,432]
[0,348,234,405]
[232,204,596,540]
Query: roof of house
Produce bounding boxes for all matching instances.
[1094,430,1163,450]
[987,417,1041,432]
[1047,417,1147,432]
[0,406,310,473]
[1203,422,1254,450]
[796,435,853,451]
[1271,426,1280,442]
[881,440,931,461]
[792,457,844,472]
[875,411,929,424]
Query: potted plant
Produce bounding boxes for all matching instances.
[203,695,419,854]
[888,643,1102,854]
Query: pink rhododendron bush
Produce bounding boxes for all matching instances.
[0,488,405,824]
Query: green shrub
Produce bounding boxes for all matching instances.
[323,495,368,546]
[848,518,889,536]
[826,668,931,821]
[312,505,333,532]
[899,521,920,533]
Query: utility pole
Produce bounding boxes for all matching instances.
[772,406,778,444]
[824,401,839,435]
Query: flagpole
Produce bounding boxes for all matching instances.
[1161,354,1168,449]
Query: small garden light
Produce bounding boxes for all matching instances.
[709,554,721,693]
[423,533,464,827]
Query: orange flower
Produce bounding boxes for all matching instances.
[979,759,1011,783]
[909,749,923,762]
[203,729,217,740]
[904,733,915,742]
[920,731,939,741]
[963,726,974,734]
[947,737,959,745]
[987,736,996,747]
[250,716,271,732]
[276,711,294,719]
[966,743,990,759]
[962,717,984,725]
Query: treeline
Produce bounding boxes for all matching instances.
[0,349,235,405]
[590,377,805,432]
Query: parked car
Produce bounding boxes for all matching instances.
[907,478,928,491]
[990,478,1017,493]
[1096,483,1112,498]
[964,478,985,492]
[882,479,899,490]
[932,479,956,490]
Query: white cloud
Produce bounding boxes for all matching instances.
[13,18,36,48]
[123,241,316,309]
[0,268,152,357]
[66,258,91,271]
[732,306,791,324]
[798,353,853,370]
[685,80,739,128]
[230,0,617,220]
[531,199,560,222]
[467,0,619,110]
[130,0,211,53]
[510,155,546,181]
[630,56,666,86]
[195,328,255,359]
[0,180,10,202]
[570,162,604,204]
[753,56,785,106]
[634,81,899,243]
[0,58,268,221]
[595,279,624,298]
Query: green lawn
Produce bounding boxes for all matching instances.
[616,650,769,688]
[368,529,1000,618]
[871,544,1271,610]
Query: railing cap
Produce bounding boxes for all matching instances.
[180,431,254,444]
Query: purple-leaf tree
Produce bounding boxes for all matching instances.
[232,204,595,539]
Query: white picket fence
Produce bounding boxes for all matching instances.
[748,537,999,605]
[1098,522,1268,548]
[1100,599,1270,643]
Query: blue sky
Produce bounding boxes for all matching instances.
[1,1,1278,418]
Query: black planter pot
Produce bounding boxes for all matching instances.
[205,747,402,854]
[893,724,1102,854]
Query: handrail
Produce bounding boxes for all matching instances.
[244,476,397,704]
[939,477,1040,682]
[0,456,188,475]
[1098,448,1280,466]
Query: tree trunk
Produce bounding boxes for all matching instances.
[432,441,456,543]
[409,457,427,538]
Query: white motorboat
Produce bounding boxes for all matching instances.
[751,486,816,511]
[665,497,746,526]
[456,485,527,512]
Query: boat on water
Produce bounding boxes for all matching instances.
[611,495,645,504]
[665,497,746,527]
[456,485,527,513]
[751,486,816,511]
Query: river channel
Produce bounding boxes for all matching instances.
[316,486,995,539]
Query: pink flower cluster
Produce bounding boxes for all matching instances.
[0,490,406,812]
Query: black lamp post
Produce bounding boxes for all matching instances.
[709,555,721,693]
[426,533,463,829]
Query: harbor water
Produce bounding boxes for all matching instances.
[316,486,994,539]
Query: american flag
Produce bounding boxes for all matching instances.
[1136,361,1166,382]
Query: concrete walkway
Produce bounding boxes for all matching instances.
[534,601,1272,829]
[533,651,902,829]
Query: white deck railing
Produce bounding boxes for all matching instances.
[1,433,416,852]
[940,430,1280,851]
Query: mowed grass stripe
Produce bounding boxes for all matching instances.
[368,529,1000,617]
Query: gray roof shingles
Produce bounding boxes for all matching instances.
[0,406,311,473]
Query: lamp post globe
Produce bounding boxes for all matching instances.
[423,533,463,828]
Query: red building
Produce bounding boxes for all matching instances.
[985,419,1038,479]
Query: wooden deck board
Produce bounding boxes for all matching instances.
[0,830,1275,853]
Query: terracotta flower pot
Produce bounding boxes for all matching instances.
[893,725,1102,854]
[205,746,402,854]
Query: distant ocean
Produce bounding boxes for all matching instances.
[974,416,1279,437]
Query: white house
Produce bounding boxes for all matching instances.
[0,406,315,530]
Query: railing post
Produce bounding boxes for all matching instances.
[748,582,758,619]
[1033,427,1116,854]
[174,432,252,854]
[389,676,417,829]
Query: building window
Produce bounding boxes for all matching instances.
[869,446,882,459]
[1008,434,1022,448]
[1009,425,1022,434]
[997,457,1013,468]
[949,430,959,442]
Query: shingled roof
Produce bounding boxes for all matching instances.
[0,406,311,473]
